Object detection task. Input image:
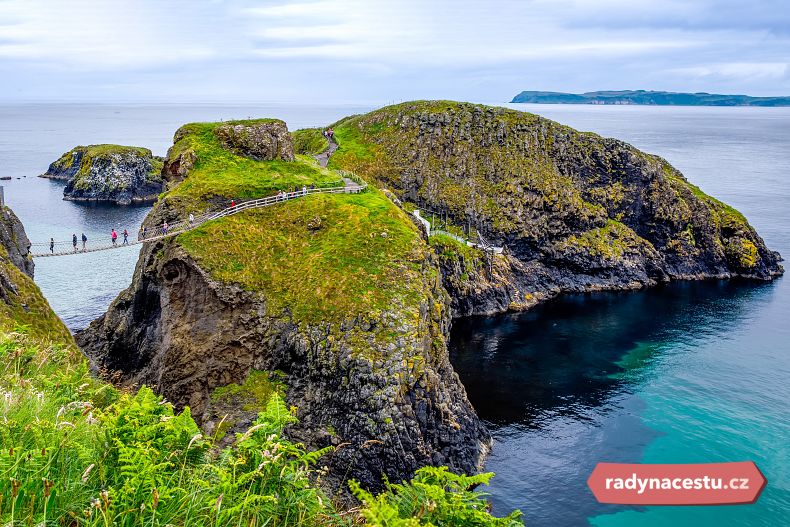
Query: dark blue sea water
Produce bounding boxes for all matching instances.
[451,104,790,526]
[1,103,787,526]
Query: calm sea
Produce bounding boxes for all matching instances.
[1,103,787,526]
[453,104,790,526]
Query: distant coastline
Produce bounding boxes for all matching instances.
[510,90,790,106]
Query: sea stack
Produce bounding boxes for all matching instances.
[41,144,164,205]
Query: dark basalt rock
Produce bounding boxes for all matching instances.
[0,206,34,279]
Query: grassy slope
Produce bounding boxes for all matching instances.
[162,122,343,213]
[291,128,330,155]
[167,120,429,326]
[328,100,760,263]
[179,189,427,324]
[0,248,74,345]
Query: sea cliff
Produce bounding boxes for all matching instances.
[327,101,783,316]
[77,119,489,492]
[76,101,782,496]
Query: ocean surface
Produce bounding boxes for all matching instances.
[452,104,790,526]
[1,103,788,526]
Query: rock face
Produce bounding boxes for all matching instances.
[42,145,164,205]
[77,119,488,493]
[0,206,33,279]
[0,205,72,342]
[329,101,783,316]
[214,120,295,161]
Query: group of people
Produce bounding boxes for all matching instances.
[48,190,316,254]
[322,128,335,139]
[276,185,314,201]
[50,228,129,253]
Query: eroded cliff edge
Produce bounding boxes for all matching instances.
[327,101,783,316]
[77,119,489,492]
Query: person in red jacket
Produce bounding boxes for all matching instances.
[111,229,118,246]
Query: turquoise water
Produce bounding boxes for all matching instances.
[451,105,790,526]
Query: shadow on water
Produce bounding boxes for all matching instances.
[448,278,778,526]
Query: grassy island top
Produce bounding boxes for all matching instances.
[326,100,759,251]
[161,121,343,213]
[162,119,430,326]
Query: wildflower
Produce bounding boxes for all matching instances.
[11,478,20,497]
[152,488,159,510]
[100,490,110,510]
[215,493,224,511]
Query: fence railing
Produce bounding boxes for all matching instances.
[412,209,503,254]
[31,180,368,257]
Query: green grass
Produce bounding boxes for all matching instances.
[291,128,329,156]
[161,122,344,213]
[178,189,428,325]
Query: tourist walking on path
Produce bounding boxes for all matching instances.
[162,221,169,235]
[50,238,54,254]
[123,229,129,245]
[72,234,77,252]
[189,213,194,226]
[111,229,118,246]
[302,185,307,196]
[231,199,236,209]
[81,233,87,251]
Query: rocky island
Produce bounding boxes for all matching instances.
[77,102,782,494]
[41,144,164,205]
[511,90,790,106]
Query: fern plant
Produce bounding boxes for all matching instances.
[351,466,524,527]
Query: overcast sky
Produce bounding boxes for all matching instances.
[1,0,788,103]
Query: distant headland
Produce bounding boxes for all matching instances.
[510,90,790,106]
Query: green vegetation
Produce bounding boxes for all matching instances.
[0,330,522,526]
[726,237,759,269]
[179,189,428,324]
[162,122,343,213]
[351,466,523,526]
[211,370,284,412]
[556,219,638,259]
[291,128,329,155]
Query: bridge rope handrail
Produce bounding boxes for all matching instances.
[31,180,367,257]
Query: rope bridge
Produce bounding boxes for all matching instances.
[31,178,366,258]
